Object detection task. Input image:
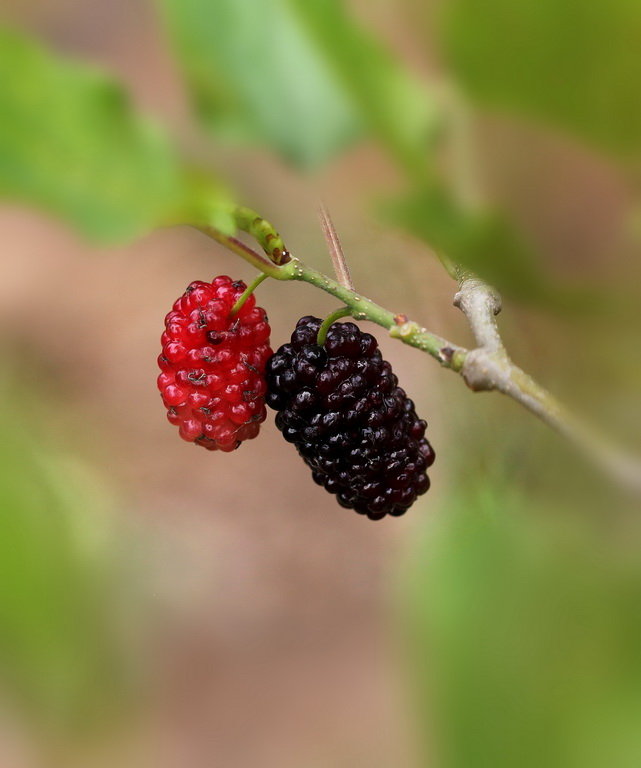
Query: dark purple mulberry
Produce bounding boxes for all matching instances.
[266,316,435,520]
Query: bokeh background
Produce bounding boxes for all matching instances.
[1,1,640,766]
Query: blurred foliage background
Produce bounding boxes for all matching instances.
[0,0,640,766]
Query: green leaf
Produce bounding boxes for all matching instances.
[0,402,134,734]
[157,0,360,169]
[403,485,641,768]
[441,0,641,156]
[386,183,552,302]
[288,0,440,175]
[0,26,184,242]
[180,168,238,235]
[157,0,437,173]
[387,183,604,307]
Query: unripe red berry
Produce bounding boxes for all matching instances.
[158,276,272,452]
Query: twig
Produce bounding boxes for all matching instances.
[453,272,641,495]
[193,217,641,498]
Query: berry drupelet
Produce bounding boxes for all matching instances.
[266,316,434,520]
[157,276,271,452]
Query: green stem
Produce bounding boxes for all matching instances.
[290,258,467,371]
[230,272,269,316]
[192,224,294,280]
[193,220,466,372]
[317,307,352,346]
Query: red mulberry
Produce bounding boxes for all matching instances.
[158,276,271,452]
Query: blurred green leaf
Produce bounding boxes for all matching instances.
[157,0,360,169]
[403,485,641,768]
[441,0,641,157]
[288,0,439,175]
[386,183,551,302]
[0,26,184,242]
[180,167,238,235]
[0,402,134,735]
[158,0,437,173]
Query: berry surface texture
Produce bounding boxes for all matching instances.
[158,276,272,452]
[266,316,435,520]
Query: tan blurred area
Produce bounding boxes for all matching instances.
[1,2,640,767]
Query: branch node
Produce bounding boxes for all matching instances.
[460,349,503,392]
[389,320,421,340]
[439,346,456,365]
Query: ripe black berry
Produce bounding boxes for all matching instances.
[266,316,435,520]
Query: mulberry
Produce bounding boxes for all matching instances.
[158,276,271,452]
[266,316,434,519]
